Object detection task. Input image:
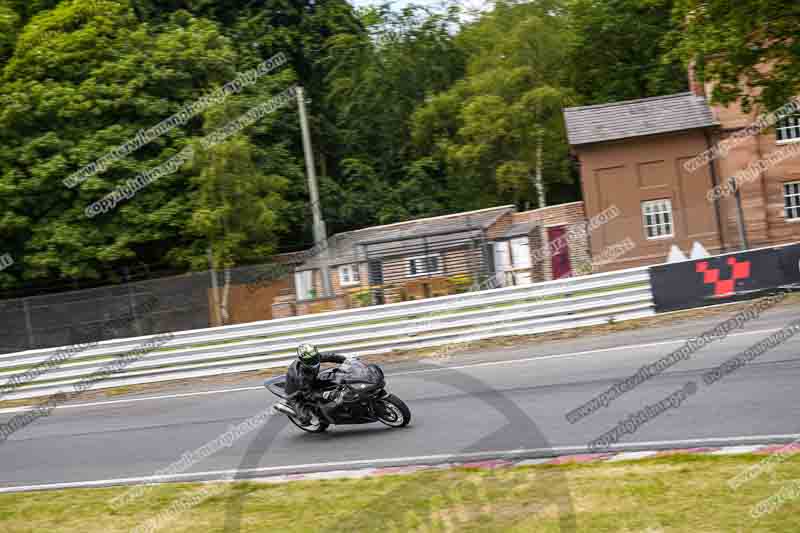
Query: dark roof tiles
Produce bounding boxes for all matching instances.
[299,205,514,269]
[564,92,718,146]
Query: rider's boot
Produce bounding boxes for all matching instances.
[319,390,344,424]
[288,399,312,425]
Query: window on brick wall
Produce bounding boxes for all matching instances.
[777,113,800,143]
[641,199,674,239]
[785,181,800,220]
[338,264,361,286]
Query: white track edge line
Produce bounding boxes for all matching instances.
[1,433,798,493]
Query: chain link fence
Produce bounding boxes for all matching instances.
[0,263,300,355]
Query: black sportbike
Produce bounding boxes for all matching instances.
[266,358,411,433]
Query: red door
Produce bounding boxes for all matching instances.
[547,226,572,279]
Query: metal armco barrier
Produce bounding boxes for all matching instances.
[0,267,653,400]
[650,242,800,312]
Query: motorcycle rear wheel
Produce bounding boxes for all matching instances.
[376,394,411,428]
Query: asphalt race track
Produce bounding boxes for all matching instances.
[1,303,799,492]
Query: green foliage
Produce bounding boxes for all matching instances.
[411,1,578,211]
[0,0,336,289]
[188,135,289,270]
[352,288,371,307]
[0,1,243,287]
[0,2,20,65]
[320,3,466,226]
[669,0,800,111]
[2,0,785,292]
[566,0,687,104]
[447,273,473,293]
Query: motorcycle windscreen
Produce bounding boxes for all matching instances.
[334,359,383,385]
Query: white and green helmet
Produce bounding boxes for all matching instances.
[297,343,321,371]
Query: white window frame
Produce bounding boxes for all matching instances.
[406,253,442,278]
[641,199,674,240]
[785,181,800,221]
[776,113,800,145]
[338,263,361,286]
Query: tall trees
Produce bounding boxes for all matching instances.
[185,81,294,324]
[188,0,372,245]
[0,0,350,290]
[3,0,781,291]
[0,2,20,65]
[670,0,800,111]
[567,0,687,105]
[0,1,232,286]
[411,0,578,211]
[190,135,289,323]
[321,4,467,226]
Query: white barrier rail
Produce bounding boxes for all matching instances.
[0,267,654,400]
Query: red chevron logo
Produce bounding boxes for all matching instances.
[695,257,751,297]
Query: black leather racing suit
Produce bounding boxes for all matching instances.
[285,353,347,422]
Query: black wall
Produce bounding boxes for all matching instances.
[650,243,800,312]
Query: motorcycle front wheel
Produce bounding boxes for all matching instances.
[376,394,411,428]
[288,413,329,433]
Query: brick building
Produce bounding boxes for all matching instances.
[563,71,800,270]
[273,203,591,317]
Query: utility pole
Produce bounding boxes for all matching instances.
[207,247,222,325]
[296,86,332,298]
[730,177,750,251]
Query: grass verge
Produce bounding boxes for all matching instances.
[1,454,798,532]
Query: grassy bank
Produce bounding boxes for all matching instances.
[2,453,798,532]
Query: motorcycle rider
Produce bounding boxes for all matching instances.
[283,343,348,424]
